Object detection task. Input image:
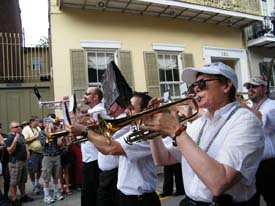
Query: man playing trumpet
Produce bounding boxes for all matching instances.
[67,92,161,206]
[143,62,264,206]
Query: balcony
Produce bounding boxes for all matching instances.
[58,0,263,28]
[246,17,275,48]
[0,32,51,85]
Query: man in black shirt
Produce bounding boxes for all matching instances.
[6,121,33,205]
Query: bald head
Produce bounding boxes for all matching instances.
[83,87,103,108]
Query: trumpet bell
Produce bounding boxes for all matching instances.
[46,130,69,142]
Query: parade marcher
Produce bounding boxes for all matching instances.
[22,116,43,195]
[39,117,64,204]
[68,92,161,206]
[6,121,34,206]
[67,61,134,206]
[144,62,264,206]
[160,137,184,198]
[79,86,107,206]
[244,76,275,206]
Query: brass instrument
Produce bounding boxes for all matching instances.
[46,97,199,145]
[236,92,249,104]
[98,97,198,144]
[123,97,199,144]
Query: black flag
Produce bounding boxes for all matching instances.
[101,61,133,110]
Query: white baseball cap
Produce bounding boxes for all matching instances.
[181,62,238,89]
[243,76,268,87]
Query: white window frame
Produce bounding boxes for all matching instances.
[153,43,185,99]
[80,40,121,87]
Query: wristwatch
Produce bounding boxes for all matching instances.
[81,128,89,139]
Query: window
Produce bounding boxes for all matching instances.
[87,50,115,86]
[157,52,182,98]
[32,57,41,71]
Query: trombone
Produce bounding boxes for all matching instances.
[46,97,199,145]
[33,86,84,110]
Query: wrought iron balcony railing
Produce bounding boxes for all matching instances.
[179,0,261,15]
[0,32,51,83]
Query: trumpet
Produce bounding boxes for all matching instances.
[236,92,249,104]
[95,97,199,144]
[46,97,199,145]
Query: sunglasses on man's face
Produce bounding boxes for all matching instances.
[12,125,21,129]
[246,84,260,90]
[190,79,220,91]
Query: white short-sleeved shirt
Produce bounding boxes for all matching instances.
[167,102,264,202]
[98,113,130,171]
[257,98,275,160]
[116,126,157,195]
[81,103,108,163]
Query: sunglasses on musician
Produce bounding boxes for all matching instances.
[245,84,261,90]
[189,79,220,91]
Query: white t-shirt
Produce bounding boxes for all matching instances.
[257,98,275,160]
[98,113,130,171]
[168,102,264,202]
[81,103,108,163]
[116,126,157,195]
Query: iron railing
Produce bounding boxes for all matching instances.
[245,17,275,41]
[0,32,51,83]
[180,0,261,15]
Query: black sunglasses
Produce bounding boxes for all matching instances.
[191,79,220,91]
[12,125,21,129]
[246,84,260,90]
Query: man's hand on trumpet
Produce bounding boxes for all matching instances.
[65,123,86,137]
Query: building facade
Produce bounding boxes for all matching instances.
[50,0,264,101]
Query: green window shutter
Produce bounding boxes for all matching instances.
[70,49,87,99]
[144,51,160,97]
[118,50,134,89]
[182,53,194,68]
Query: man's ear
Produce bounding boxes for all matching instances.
[223,80,233,94]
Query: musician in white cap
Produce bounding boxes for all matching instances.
[244,76,275,206]
[143,62,264,206]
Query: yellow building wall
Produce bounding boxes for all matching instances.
[50,7,244,99]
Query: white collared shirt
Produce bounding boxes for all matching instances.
[116,126,157,195]
[257,98,275,160]
[167,102,264,202]
[98,113,130,171]
[81,103,108,163]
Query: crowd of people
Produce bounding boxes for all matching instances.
[0,61,274,206]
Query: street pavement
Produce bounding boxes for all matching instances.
[22,170,184,206]
[21,169,266,206]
